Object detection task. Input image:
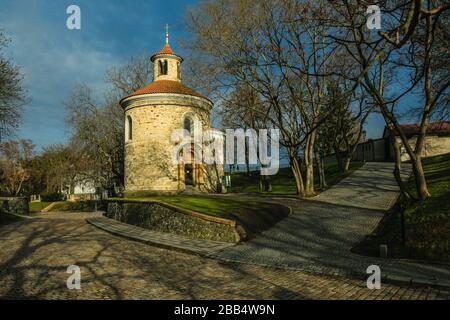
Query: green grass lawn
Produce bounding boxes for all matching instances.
[111,162,362,237]
[403,152,450,261]
[353,152,450,262]
[29,201,52,213]
[48,201,102,212]
[228,162,363,196]
[115,195,290,237]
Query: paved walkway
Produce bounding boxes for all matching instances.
[87,216,235,256]
[313,162,409,211]
[212,162,450,287]
[0,162,448,299]
[0,212,447,299]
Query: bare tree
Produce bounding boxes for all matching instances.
[0,31,27,140]
[220,84,275,190]
[65,55,153,195]
[0,139,34,196]
[36,142,90,195]
[106,55,152,96]
[186,0,340,197]
[65,85,124,194]
[321,83,373,172]
[329,0,449,200]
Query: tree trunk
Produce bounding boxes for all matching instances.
[334,147,343,172]
[245,139,250,175]
[343,155,351,172]
[393,130,430,200]
[304,133,316,196]
[15,178,24,196]
[259,171,272,192]
[264,176,272,192]
[315,150,323,190]
[320,151,327,189]
[289,151,305,197]
[411,155,430,201]
[315,149,327,190]
[409,5,432,202]
[389,130,413,202]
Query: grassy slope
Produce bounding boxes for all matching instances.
[229,162,363,196]
[48,201,100,212]
[118,195,290,236]
[29,202,52,213]
[353,153,450,262]
[403,152,450,260]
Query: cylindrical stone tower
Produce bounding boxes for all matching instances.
[120,31,216,195]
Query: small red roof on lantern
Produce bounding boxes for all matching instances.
[158,43,174,55]
[150,43,182,62]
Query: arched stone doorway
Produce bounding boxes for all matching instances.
[178,144,203,190]
[184,163,194,185]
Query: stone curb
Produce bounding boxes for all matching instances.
[10,213,36,219]
[1,212,36,220]
[208,254,450,290]
[87,215,449,291]
[382,274,450,290]
[90,180,450,293]
[86,217,235,257]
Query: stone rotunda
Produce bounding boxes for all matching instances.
[119,28,223,195]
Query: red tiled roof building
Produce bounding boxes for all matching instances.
[120,26,222,195]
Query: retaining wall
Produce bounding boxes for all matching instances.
[0,197,29,215]
[106,200,240,243]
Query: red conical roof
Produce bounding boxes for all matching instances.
[150,43,182,62]
[158,43,174,55]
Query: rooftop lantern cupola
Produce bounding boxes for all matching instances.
[150,24,183,82]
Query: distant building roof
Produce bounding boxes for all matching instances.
[398,121,450,137]
[382,121,450,138]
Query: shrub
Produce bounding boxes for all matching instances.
[40,192,64,202]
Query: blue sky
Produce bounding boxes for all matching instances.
[1,0,387,151]
[0,0,199,150]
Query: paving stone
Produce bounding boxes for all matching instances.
[0,212,447,299]
[86,216,234,256]
[0,163,448,299]
[212,163,450,287]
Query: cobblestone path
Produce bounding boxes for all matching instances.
[213,163,450,284]
[0,212,448,299]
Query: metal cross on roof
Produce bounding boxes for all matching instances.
[165,23,169,44]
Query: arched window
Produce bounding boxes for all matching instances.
[183,116,193,134]
[126,115,133,141]
[159,60,168,75]
[158,60,164,75]
[177,62,181,79]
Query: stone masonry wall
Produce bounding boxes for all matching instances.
[0,197,29,215]
[124,95,212,194]
[153,57,182,82]
[106,201,238,243]
[397,135,450,161]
